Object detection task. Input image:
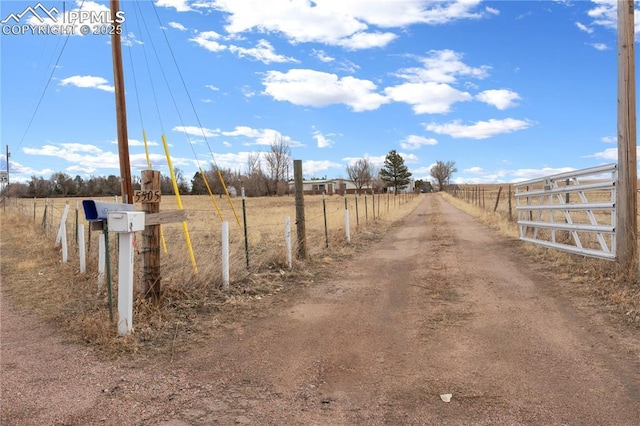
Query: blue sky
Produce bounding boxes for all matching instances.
[0,0,637,186]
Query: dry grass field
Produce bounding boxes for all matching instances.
[1,192,422,357]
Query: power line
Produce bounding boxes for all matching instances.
[16,1,87,150]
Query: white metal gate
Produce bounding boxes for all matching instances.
[514,164,617,260]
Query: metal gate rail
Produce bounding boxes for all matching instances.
[514,164,617,260]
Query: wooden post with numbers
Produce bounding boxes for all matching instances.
[134,170,186,303]
[617,0,638,278]
[141,170,161,302]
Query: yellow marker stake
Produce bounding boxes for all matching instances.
[159,220,168,253]
[200,166,224,222]
[142,129,152,170]
[218,170,241,227]
[162,134,197,273]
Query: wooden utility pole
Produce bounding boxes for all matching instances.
[617,0,638,277]
[110,0,133,204]
[293,160,307,259]
[141,170,161,302]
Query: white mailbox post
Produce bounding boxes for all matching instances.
[107,211,145,336]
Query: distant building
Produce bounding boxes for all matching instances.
[289,178,416,195]
[288,179,371,195]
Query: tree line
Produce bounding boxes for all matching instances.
[1,141,458,198]
[349,150,458,194]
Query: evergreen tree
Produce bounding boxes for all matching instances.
[379,150,412,194]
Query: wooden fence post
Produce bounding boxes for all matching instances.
[293,160,307,259]
[493,187,503,213]
[508,185,513,221]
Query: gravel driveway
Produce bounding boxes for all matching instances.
[2,194,639,425]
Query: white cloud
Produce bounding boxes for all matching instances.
[210,0,366,45]
[221,126,303,147]
[337,59,359,74]
[122,32,144,47]
[229,39,297,64]
[385,82,472,114]
[400,152,420,163]
[586,0,617,29]
[424,118,533,139]
[205,84,220,91]
[576,22,594,34]
[206,0,487,49]
[411,165,436,176]
[202,151,256,171]
[602,136,616,143]
[59,75,114,92]
[190,31,227,52]
[571,1,640,42]
[464,166,485,174]
[173,126,220,138]
[337,31,398,50]
[154,0,194,12]
[591,43,608,51]
[451,166,585,185]
[127,138,159,147]
[343,154,386,169]
[221,126,261,138]
[168,21,188,31]
[335,0,486,27]
[313,129,334,148]
[241,86,257,98]
[262,69,389,112]
[476,89,521,110]
[395,50,490,84]
[312,49,335,62]
[587,148,617,160]
[23,143,120,170]
[303,160,342,176]
[485,6,499,16]
[400,135,437,150]
[585,146,640,160]
[510,167,576,182]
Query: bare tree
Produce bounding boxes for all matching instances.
[174,168,190,195]
[430,161,458,191]
[264,136,291,195]
[242,152,266,196]
[345,158,373,194]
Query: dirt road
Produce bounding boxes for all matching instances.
[2,194,640,425]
